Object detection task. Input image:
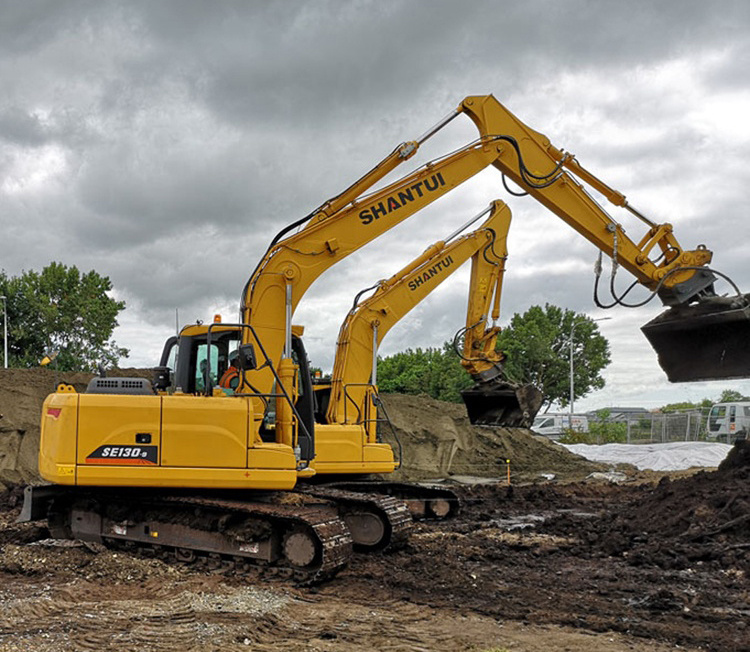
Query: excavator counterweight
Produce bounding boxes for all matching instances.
[642,294,750,382]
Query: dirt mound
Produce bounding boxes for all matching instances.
[535,439,750,573]
[718,438,750,471]
[379,393,604,482]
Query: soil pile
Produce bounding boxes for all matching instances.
[379,393,605,482]
[0,368,603,487]
[536,438,750,572]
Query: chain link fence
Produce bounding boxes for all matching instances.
[620,410,707,444]
[541,409,743,445]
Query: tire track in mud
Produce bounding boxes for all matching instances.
[0,591,199,651]
[240,598,504,652]
[0,580,287,652]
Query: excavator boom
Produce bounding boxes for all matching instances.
[243,94,747,399]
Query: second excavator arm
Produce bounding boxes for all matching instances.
[324,200,542,430]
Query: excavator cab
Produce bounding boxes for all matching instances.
[642,293,750,382]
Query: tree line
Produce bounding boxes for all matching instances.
[377,304,611,412]
[4,264,742,413]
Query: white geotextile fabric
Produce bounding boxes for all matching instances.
[560,441,734,471]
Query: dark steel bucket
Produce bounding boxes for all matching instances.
[461,382,543,427]
[642,295,750,382]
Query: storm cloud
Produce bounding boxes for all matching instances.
[2,0,750,409]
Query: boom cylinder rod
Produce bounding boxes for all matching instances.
[284,281,292,358]
[371,322,379,385]
[445,204,493,242]
[415,109,461,145]
[316,109,460,221]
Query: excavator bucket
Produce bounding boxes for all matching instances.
[642,294,750,382]
[461,382,544,428]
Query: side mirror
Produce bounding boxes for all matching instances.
[152,366,171,391]
[237,344,257,371]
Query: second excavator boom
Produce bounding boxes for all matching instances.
[321,200,541,433]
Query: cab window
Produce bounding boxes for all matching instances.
[708,405,726,432]
[195,343,219,391]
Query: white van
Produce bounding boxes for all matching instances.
[706,402,750,442]
[532,413,589,439]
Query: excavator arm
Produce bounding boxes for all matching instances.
[241,94,746,400]
[458,95,714,298]
[324,200,542,430]
[457,95,748,381]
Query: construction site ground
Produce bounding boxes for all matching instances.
[0,368,748,651]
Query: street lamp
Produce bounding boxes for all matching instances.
[569,316,611,418]
[0,296,6,369]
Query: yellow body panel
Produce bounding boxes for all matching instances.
[161,395,247,468]
[310,424,395,474]
[77,394,161,465]
[39,393,80,484]
[247,443,299,470]
[39,388,301,490]
[313,424,363,463]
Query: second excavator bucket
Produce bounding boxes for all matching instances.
[642,294,750,382]
[461,382,544,428]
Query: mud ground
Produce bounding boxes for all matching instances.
[0,368,748,650]
[1,445,748,652]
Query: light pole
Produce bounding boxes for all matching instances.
[0,296,6,369]
[569,317,611,418]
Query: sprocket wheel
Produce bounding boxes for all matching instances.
[282,528,317,568]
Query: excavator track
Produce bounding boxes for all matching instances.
[320,481,461,521]
[299,486,413,551]
[40,488,352,585]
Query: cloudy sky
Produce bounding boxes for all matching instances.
[2,0,750,410]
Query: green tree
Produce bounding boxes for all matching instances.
[659,390,748,413]
[661,398,715,413]
[377,342,472,402]
[717,389,749,403]
[497,304,610,411]
[0,263,129,371]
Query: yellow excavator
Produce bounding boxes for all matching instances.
[305,199,542,523]
[21,94,750,581]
